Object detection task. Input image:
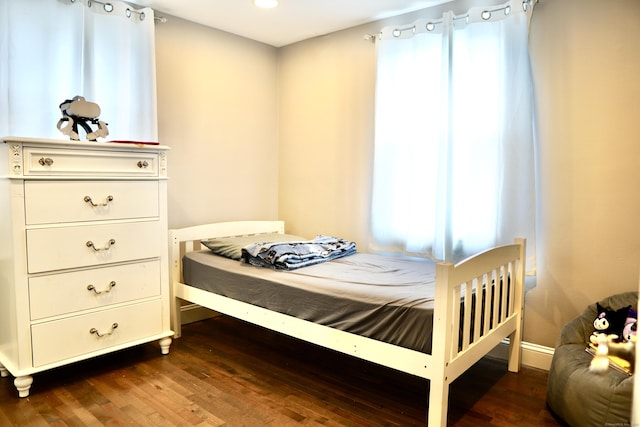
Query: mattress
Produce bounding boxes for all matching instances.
[182,251,438,353]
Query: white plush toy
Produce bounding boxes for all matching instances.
[57,96,109,141]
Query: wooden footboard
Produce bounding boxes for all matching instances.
[428,239,525,426]
[168,221,525,427]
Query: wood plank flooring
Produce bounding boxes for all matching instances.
[0,316,565,426]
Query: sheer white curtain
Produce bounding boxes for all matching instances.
[0,0,157,141]
[371,0,536,271]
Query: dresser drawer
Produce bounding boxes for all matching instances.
[27,221,161,273]
[23,147,158,177]
[31,299,163,367]
[25,180,159,225]
[29,260,161,320]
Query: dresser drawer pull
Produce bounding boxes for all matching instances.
[84,195,114,207]
[38,157,54,166]
[87,281,116,295]
[89,323,118,338]
[137,160,149,169]
[86,239,116,252]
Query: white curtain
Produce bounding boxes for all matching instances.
[371,0,536,271]
[0,0,157,141]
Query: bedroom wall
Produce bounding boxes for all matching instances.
[526,0,640,347]
[154,0,640,349]
[276,26,376,242]
[155,17,279,229]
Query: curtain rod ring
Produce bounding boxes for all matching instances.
[126,7,146,21]
[87,0,113,13]
[392,25,416,38]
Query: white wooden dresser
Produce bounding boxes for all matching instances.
[0,136,173,397]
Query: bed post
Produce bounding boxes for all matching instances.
[169,230,183,338]
[428,372,449,427]
[507,238,526,373]
[428,261,455,427]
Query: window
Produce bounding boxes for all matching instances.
[371,3,536,269]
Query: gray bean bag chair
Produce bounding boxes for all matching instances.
[546,291,636,426]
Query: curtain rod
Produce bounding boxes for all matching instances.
[364,0,536,41]
[68,0,168,23]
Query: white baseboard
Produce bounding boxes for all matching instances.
[488,339,554,371]
[521,341,555,371]
[179,304,555,371]
[179,303,218,324]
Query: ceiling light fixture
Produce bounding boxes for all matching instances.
[254,0,279,8]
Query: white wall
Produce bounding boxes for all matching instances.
[277,28,376,241]
[155,17,280,229]
[526,0,640,346]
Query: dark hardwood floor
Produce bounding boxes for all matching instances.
[0,316,564,426]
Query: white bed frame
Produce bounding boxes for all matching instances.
[169,220,525,427]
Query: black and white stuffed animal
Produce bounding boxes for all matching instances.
[591,303,631,343]
[56,96,109,141]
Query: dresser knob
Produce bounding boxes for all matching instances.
[87,281,116,295]
[38,157,54,166]
[86,239,116,252]
[89,323,118,338]
[137,160,149,168]
[84,195,114,207]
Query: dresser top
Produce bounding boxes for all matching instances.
[2,136,170,151]
[1,136,169,179]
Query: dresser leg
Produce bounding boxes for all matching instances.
[159,337,172,355]
[14,375,33,398]
[0,362,8,378]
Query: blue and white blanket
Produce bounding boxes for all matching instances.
[241,235,357,270]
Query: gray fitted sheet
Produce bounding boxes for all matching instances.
[183,251,438,353]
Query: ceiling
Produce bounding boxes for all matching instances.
[130,0,455,47]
